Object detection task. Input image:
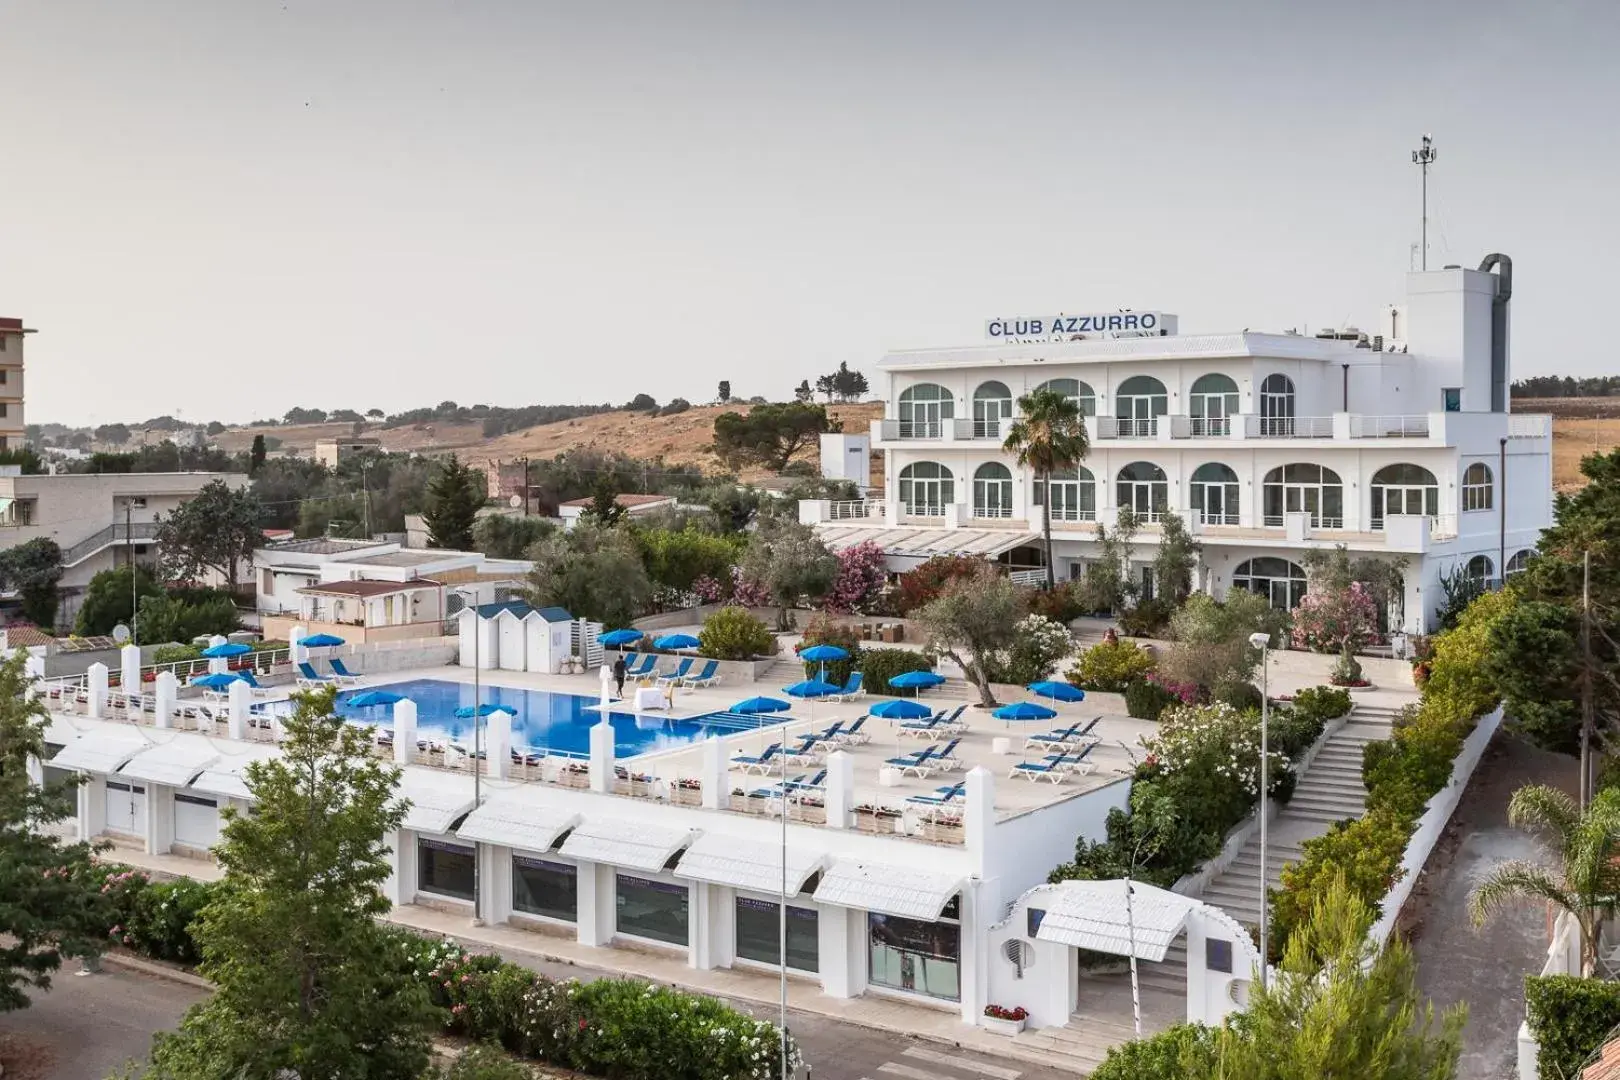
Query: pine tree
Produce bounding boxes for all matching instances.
[0,649,111,1010]
[249,433,267,474]
[422,454,483,550]
[141,687,437,1079]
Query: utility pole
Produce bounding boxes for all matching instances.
[1411,134,1438,271]
[360,459,372,538]
[1581,549,1594,808]
[520,456,530,516]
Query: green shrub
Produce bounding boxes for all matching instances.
[1118,597,1175,638]
[1268,705,1326,760]
[567,978,796,1080]
[442,1044,535,1080]
[151,644,203,665]
[1024,582,1084,624]
[1125,678,1178,721]
[1089,1022,1218,1079]
[698,605,775,660]
[858,647,934,694]
[796,613,862,688]
[1291,685,1352,724]
[1525,975,1620,1080]
[1069,639,1155,692]
[1268,809,1409,963]
[1211,678,1263,713]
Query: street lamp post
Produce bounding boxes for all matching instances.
[456,586,484,926]
[1248,630,1272,988]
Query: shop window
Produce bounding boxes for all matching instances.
[868,906,961,1002]
[512,856,577,923]
[735,897,819,972]
[616,874,689,946]
[417,838,476,902]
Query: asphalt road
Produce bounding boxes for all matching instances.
[0,959,1071,1080]
[0,964,205,1080]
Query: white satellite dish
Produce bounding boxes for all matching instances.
[112,624,131,644]
[508,494,523,509]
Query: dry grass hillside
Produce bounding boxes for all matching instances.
[218,402,885,481]
[1518,398,1620,491]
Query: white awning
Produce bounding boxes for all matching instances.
[455,786,579,852]
[674,832,827,894]
[118,735,221,787]
[814,525,1038,560]
[1030,879,1197,962]
[51,730,153,774]
[397,767,479,835]
[813,859,963,920]
[188,745,282,801]
[557,818,694,872]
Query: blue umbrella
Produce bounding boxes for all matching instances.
[347,690,405,708]
[453,703,518,719]
[868,698,934,720]
[201,642,252,658]
[799,643,851,683]
[600,629,644,648]
[729,696,792,715]
[782,679,840,699]
[300,633,346,648]
[654,633,701,650]
[992,701,1058,729]
[191,672,245,689]
[1028,681,1087,703]
[888,670,945,696]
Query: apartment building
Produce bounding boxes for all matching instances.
[0,317,31,450]
[802,258,1552,635]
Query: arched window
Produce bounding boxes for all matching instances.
[972,462,1013,519]
[1189,373,1240,436]
[898,462,954,517]
[1116,462,1169,522]
[972,381,1014,439]
[1232,557,1308,610]
[1465,554,1496,587]
[1190,462,1240,526]
[1034,377,1097,417]
[1462,462,1494,512]
[1505,549,1532,577]
[896,384,954,438]
[1370,463,1440,529]
[1259,374,1296,436]
[1034,465,1097,522]
[1262,463,1344,527]
[1114,376,1168,438]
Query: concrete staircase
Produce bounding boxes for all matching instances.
[1018,939,1189,1072]
[1197,703,1399,927]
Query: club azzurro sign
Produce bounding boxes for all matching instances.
[984,311,1176,342]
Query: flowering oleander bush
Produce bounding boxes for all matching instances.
[728,567,774,609]
[1291,582,1378,656]
[823,540,887,614]
[1147,702,1290,801]
[691,574,727,604]
[983,613,1074,685]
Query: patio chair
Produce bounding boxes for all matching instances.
[731,743,783,774]
[625,654,657,677]
[654,658,694,687]
[235,669,272,697]
[887,744,945,778]
[804,720,844,747]
[682,660,721,687]
[897,710,948,739]
[296,662,334,688]
[786,768,827,792]
[833,715,870,745]
[833,672,865,701]
[782,735,826,767]
[1023,716,1102,752]
[327,658,364,685]
[907,781,966,808]
[1010,751,1075,783]
[936,704,969,732]
[1047,742,1097,775]
[929,737,965,771]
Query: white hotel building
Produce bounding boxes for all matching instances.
[803,258,1553,634]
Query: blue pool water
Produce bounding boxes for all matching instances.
[298,678,775,759]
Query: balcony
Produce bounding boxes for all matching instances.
[876,418,1011,442]
[826,500,886,522]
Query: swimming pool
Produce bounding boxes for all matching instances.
[261,678,777,760]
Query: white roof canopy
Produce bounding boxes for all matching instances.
[674,832,826,895]
[815,525,1037,560]
[557,818,693,872]
[118,735,221,787]
[455,787,578,852]
[397,767,479,835]
[1029,879,1197,962]
[188,745,282,801]
[813,859,963,920]
[51,730,153,774]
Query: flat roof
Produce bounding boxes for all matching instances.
[878,331,1366,371]
[360,551,461,568]
[268,538,393,556]
[559,493,674,509]
[297,578,441,597]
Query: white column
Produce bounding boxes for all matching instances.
[120,644,141,701]
[290,625,307,665]
[588,721,614,793]
[226,680,250,740]
[393,699,418,767]
[153,671,177,729]
[87,663,109,719]
[825,749,854,829]
[700,736,726,810]
[381,832,404,906]
[79,773,107,840]
[207,635,229,675]
[576,862,610,947]
[817,906,858,998]
[690,882,714,970]
[958,878,987,1025]
[486,710,512,780]
[146,785,173,855]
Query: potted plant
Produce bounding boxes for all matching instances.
[558,761,591,789]
[853,803,903,834]
[920,812,964,843]
[613,770,656,798]
[729,787,769,814]
[672,777,702,807]
[787,795,826,824]
[983,1004,1028,1035]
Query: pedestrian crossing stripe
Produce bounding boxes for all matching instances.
[860,1046,1024,1080]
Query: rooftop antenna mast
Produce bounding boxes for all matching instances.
[1411,134,1438,270]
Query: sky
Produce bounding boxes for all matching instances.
[3,0,1617,427]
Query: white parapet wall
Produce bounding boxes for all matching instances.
[1366,704,1504,950]
[1518,909,1584,1079]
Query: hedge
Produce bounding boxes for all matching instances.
[92,866,797,1080]
[1124,678,1178,721]
[1525,975,1620,1080]
[1088,1022,1218,1079]
[1068,639,1156,693]
[857,647,934,694]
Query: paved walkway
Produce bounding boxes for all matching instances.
[0,964,204,1079]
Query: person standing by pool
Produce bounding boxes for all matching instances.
[613,654,627,697]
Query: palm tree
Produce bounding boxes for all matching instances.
[1002,387,1089,591]
[1469,783,1620,975]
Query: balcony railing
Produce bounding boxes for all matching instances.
[1194,511,1241,527]
[972,506,1014,520]
[827,500,885,521]
[1095,416,1160,439]
[1350,415,1430,438]
[877,418,1010,441]
[1263,514,1346,529]
[1187,417,1232,437]
[879,419,945,440]
[61,521,160,565]
[1245,415,1336,438]
[1045,507,1098,523]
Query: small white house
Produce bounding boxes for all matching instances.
[460,602,573,674]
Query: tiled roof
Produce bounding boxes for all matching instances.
[298,578,440,598]
[455,789,578,852]
[557,818,693,872]
[814,525,1036,559]
[674,832,827,894]
[51,730,153,774]
[396,767,479,834]
[1585,1036,1620,1080]
[812,859,963,920]
[1030,879,1197,961]
[2,624,56,647]
[118,735,220,788]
